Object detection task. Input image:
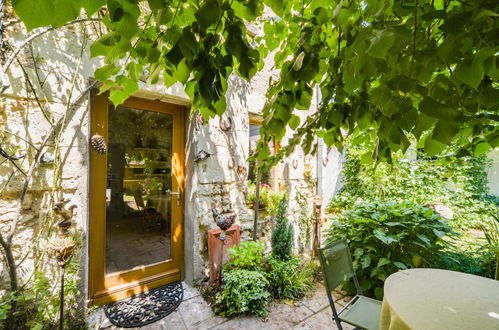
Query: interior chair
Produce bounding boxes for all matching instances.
[132,188,165,232]
[318,238,382,330]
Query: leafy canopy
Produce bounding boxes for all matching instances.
[11,0,499,162]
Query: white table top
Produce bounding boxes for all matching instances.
[381,268,499,330]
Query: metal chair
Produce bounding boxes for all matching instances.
[318,238,382,330]
[132,188,165,233]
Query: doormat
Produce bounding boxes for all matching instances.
[104,281,183,328]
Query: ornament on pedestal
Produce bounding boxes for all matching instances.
[212,210,237,282]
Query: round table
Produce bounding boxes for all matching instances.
[380,268,499,330]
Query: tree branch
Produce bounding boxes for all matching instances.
[1,18,101,78]
[5,80,96,244]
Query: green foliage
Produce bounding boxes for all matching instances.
[271,197,294,259]
[257,0,499,165]
[11,1,498,165]
[296,190,312,252]
[265,255,318,300]
[214,269,270,317]
[328,148,498,230]
[246,182,286,215]
[224,240,265,272]
[215,239,318,316]
[481,213,499,280]
[325,201,455,299]
[435,243,497,280]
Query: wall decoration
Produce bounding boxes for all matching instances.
[322,156,329,167]
[53,199,77,237]
[40,152,55,164]
[304,163,312,178]
[212,210,238,282]
[236,165,247,180]
[90,134,107,154]
[219,115,233,131]
[194,110,205,131]
[194,150,211,162]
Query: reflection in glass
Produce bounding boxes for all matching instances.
[248,124,272,184]
[105,105,172,274]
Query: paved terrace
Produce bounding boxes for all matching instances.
[90,282,354,329]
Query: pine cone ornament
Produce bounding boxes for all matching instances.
[90,134,107,154]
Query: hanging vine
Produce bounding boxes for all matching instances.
[0,4,99,326]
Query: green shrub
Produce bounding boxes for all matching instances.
[435,245,497,279]
[265,255,318,300]
[224,240,265,271]
[246,182,286,215]
[325,201,455,299]
[327,150,498,230]
[271,197,294,259]
[214,270,270,317]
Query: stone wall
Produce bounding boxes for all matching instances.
[0,16,323,303]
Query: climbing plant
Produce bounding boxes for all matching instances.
[7,0,498,165]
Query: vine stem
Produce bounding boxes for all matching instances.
[1,18,101,78]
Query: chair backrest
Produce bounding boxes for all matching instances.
[318,238,358,293]
[133,186,146,210]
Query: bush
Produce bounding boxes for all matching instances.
[214,270,270,317]
[327,150,498,230]
[435,245,497,279]
[271,197,294,259]
[265,255,318,300]
[325,201,455,299]
[224,240,265,272]
[246,182,286,215]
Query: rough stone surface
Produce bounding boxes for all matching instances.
[89,282,354,330]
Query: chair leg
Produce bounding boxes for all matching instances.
[326,292,343,330]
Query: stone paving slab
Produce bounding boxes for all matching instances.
[89,281,354,330]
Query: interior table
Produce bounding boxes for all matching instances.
[380,268,499,330]
[148,195,171,217]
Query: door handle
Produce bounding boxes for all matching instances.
[168,187,181,206]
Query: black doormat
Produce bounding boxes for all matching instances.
[104,281,183,328]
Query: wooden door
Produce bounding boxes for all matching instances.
[89,91,185,305]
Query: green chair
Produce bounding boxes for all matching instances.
[318,238,382,330]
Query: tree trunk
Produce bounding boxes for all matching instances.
[0,233,18,328]
[253,161,260,241]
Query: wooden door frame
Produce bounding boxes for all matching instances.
[88,91,186,306]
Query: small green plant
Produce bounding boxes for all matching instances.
[214,270,270,317]
[246,182,286,215]
[326,201,455,299]
[224,240,265,271]
[271,197,294,259]
[265,255,317,300]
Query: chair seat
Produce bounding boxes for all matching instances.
[340,296,382,330]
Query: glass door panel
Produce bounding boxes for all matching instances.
[105,105,173,274]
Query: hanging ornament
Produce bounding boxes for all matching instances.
[90,134,107,154]
[219,115,233,131]
[194,150,211,162]
[194,110,205,131]
[236,165,247,180]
